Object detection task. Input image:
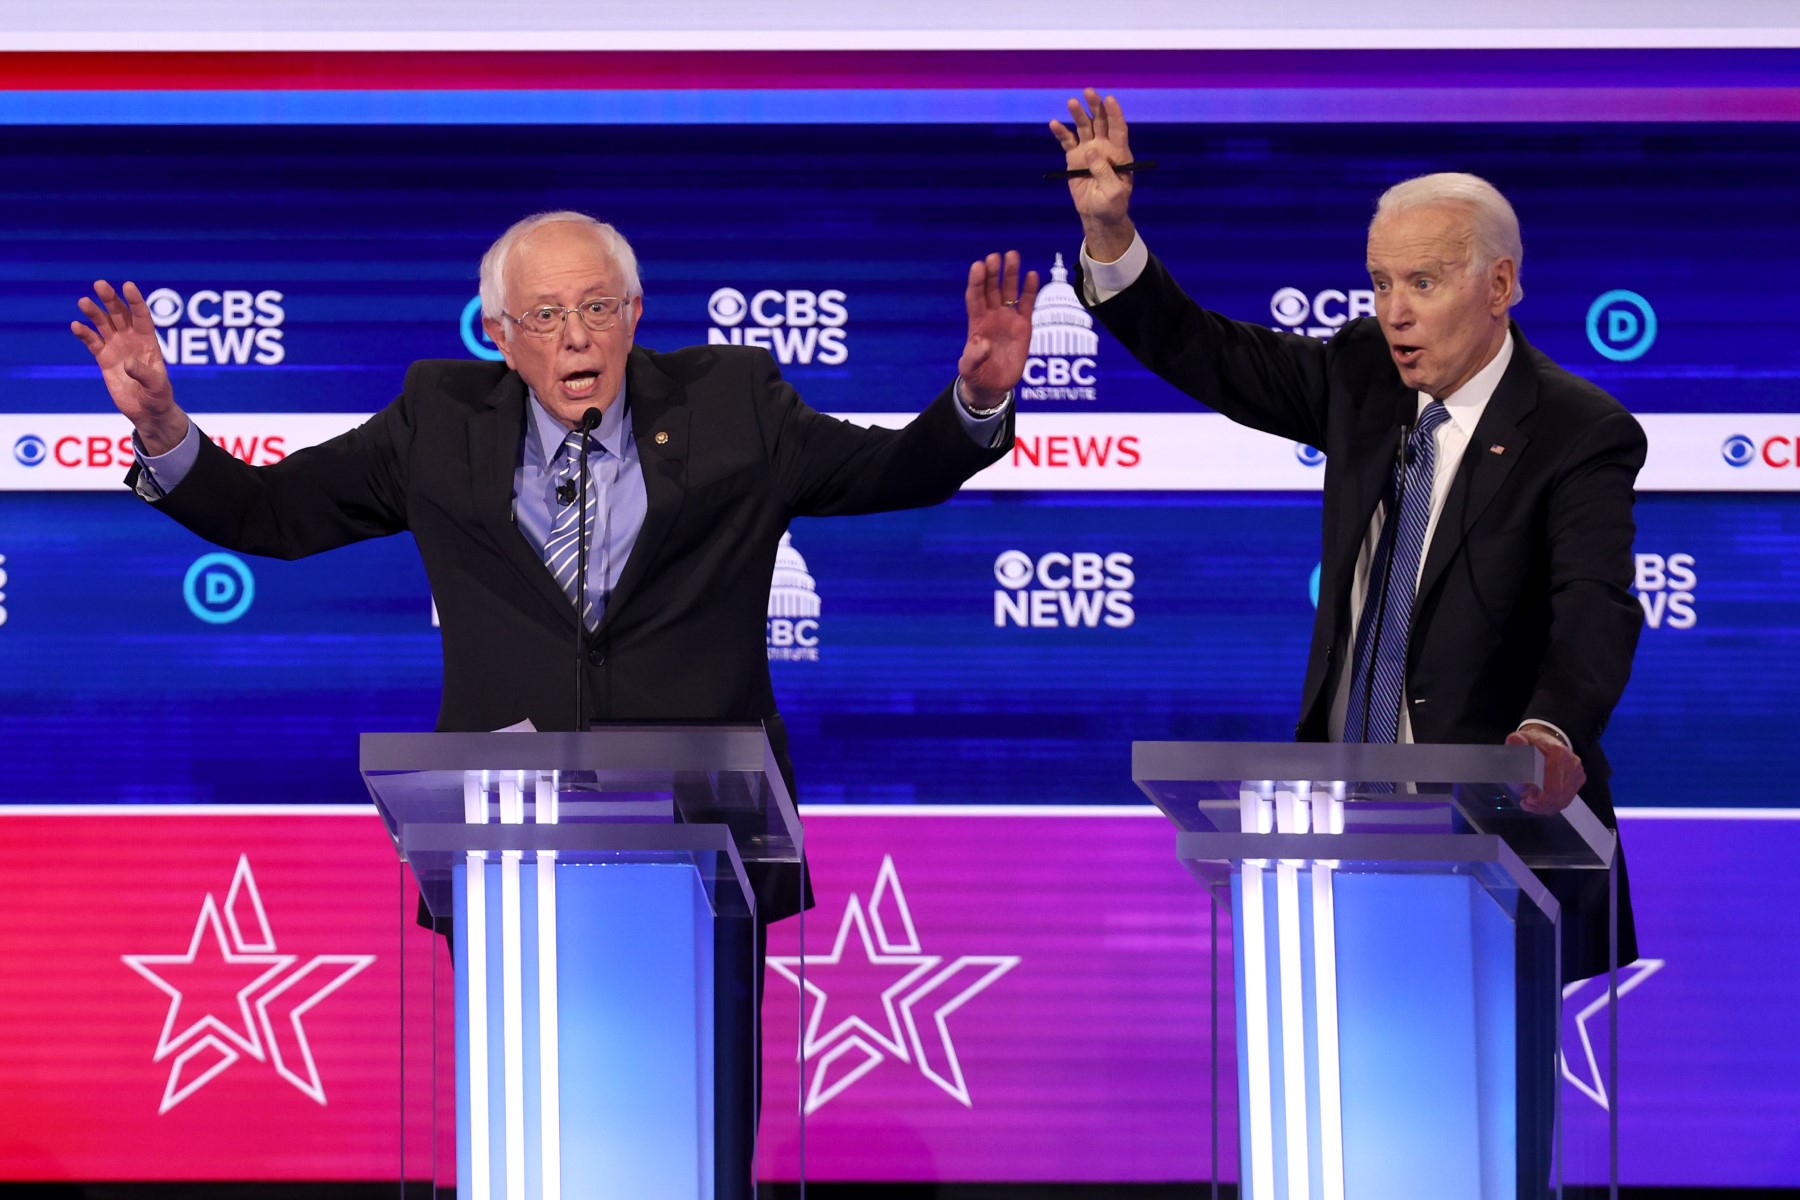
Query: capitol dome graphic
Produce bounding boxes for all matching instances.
[1028,253,1099,358]
[768,531,821,619]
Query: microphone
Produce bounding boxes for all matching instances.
[555,480,576,505]
[572,406,603,732]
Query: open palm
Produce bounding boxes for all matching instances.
[71,280,183,447]
[1049,89,1135,229]
[958,251,1040,407]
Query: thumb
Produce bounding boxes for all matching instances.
[1504,731,1529,746]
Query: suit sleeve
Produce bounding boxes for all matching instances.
[1083,251,1334,449]
[1524,408,1648,757]
[748,349,1012,519]
[143,366,418,559]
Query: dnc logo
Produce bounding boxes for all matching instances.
[460,297,505,362]
[183,553,255,625]
[1586,290,1656,362]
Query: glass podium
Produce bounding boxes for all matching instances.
[1134,741,1621,1200]
[362,725,804,1200]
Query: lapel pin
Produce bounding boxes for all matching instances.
[1489,443,1506,455]
[654,431,670,446]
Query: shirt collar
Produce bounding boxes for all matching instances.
[527,373,632,464]
[1418,329,1514,438]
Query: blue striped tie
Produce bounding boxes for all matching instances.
[543,430,599,630]
[1344,400,1450,743]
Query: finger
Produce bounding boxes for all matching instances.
[77,296,115,338]
[1000,250,1020,304]
[70,319,104,355]
[983,252,1004,310]
[1017,270,1041,322]
[964,259,986,322]
[122,280,153,329]
[1049,119,1079,153]
[1088,87,1110,144]
[1067,95,1093,143]
[95,279,128,325]
[1104,93,1132,157]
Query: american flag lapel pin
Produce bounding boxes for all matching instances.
[1489,443,1506,455]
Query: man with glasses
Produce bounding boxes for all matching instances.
[72,207,1035,920]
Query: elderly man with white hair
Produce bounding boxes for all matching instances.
[1053,91,1645,982]
[72,212,1038,925]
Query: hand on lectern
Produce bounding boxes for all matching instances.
[957,250,1039,410]
[71,280,190,457]
[1050,88,1138,264]
[1507,726,1586,816]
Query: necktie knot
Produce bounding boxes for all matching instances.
[1414,399,1450,440]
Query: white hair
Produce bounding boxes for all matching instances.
[1373,173,1524,306]
[477,211,642,332]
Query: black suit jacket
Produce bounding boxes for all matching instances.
[141,343,1012,921]
[1082,253,1644,976]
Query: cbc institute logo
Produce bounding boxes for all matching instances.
[121,856,374,1113]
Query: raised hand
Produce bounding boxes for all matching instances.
[71,280,188,455]
[1049,88,1137,261]
[958,251,1040,410]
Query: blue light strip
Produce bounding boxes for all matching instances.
[1,86,1796,124]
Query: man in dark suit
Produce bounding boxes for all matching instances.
[72,214,1035,913]
[1052,91,1643,980]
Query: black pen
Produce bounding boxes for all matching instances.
[1043,159,1158,181]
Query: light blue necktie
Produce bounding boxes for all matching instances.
[1344,400,1450,743]
[543,430,600,630]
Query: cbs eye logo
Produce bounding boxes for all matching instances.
[993,550,1035,589]
[13,434,46,468]
[707,288,749,326]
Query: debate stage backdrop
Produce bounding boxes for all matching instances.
[1,51,1798,1189]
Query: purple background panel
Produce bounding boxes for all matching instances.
[757,809,1800,1186]
[759,811,1236,1184]
[1567,813,1800,1187]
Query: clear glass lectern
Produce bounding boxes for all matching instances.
[362,725,804,1200]
[1134,741,1621,1200]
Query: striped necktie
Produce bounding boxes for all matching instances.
[1343,400,1451,743]
[543,429,600,630]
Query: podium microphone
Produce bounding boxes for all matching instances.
[572,406,602,732]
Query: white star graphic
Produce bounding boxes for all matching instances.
[121,855,376,1114]
[770,855,1020,1114]
[1560,957,1665,1111]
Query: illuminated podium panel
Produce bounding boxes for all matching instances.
[1134,742,1619,1200]
[362,727,803,1200]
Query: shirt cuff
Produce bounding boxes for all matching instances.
[1079,232,1150,305]
[953,377,1011,448]
[1517,719,1574,753]
[132,422,201,500]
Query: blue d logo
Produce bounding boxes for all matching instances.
[183,553,255,624]
[1586,290,1657,362]
[460,296,505,362]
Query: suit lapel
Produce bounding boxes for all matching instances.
[599,348,689,632]
[468,370,594,628]
[1414,324,1537,610]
